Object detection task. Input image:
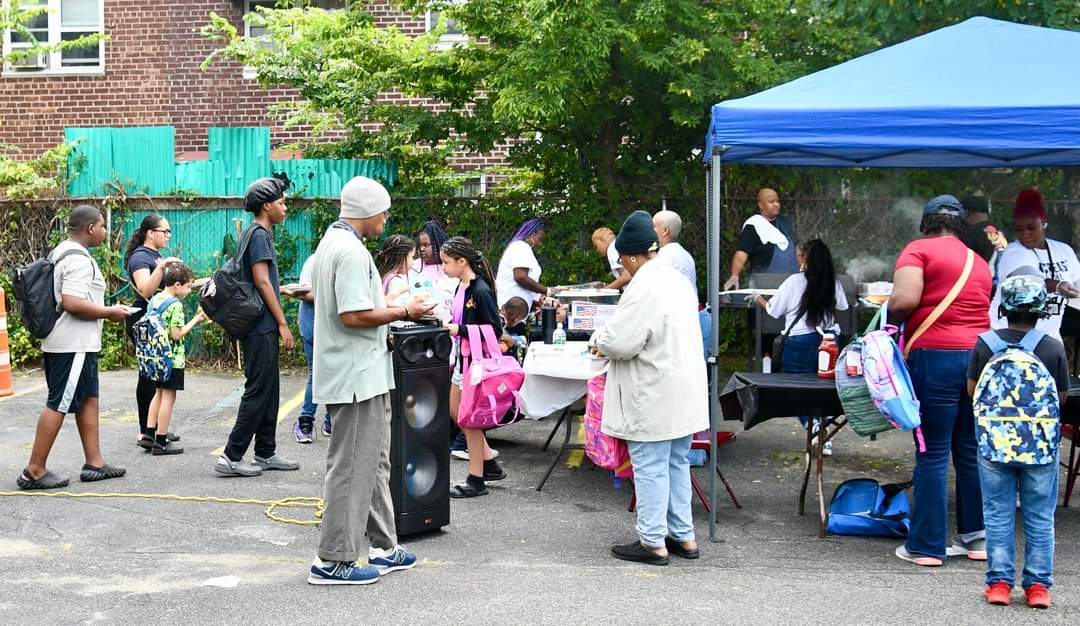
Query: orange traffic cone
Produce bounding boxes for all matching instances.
[0,287,14,397]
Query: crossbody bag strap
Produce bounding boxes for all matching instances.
[782,306,807,338]
[904,248,974,357]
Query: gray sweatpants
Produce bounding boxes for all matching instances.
[318,393,397,562]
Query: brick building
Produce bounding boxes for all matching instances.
[0,0,505,190]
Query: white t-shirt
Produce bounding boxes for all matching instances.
[496,239,543,307]
[606,242,623,279]
[42,241,106,353]
[990,238,1080,341]
[658,242,697,290]
[765,273,849,336]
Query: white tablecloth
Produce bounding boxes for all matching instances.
[518,341,606,419]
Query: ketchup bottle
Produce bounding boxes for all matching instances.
[817,333,838,379]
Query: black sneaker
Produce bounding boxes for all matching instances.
[152,441,184,456]
[137,435,154,451]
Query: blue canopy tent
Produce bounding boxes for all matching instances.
[703,17,1080,540]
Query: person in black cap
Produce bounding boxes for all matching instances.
[588,210,708,566]
[215,177,300,477]
[959,193,1007,263]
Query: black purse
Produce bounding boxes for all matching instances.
[771,307,806,373]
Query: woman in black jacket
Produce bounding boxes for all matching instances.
[441,237,505,498]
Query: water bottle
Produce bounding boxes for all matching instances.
[541,303,557,344]
[762,352,772,374]
[553,321,567,346]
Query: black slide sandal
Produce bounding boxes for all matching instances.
[449,482,488,498]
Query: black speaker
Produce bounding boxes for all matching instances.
[389,322,452,536]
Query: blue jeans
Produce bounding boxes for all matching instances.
[628,435,694,547]
[299,303,328,425]
[782,332,820,428]
[905,348,984,560]
[978,454,1058,588]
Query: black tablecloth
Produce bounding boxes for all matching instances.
[720,373,1080,431]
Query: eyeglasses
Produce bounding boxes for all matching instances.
[152,229,172,235]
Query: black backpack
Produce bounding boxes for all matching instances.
[10,247,92,339]
[199,224,266,339]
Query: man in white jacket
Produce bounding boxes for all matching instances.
[589,211,708,566]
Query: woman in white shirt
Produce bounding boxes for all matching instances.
[754,239,848,452]
[495,218,551,308]
[990,188,1080,341]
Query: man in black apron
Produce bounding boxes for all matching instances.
[724,188,799,290]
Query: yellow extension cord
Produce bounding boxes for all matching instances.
[0,490,324,526]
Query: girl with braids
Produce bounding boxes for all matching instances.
[753,239,848,454]
[376,234,415,305]
[124,214,181,448]
[409,220,457,321]
[495,218,550,310]
[441,236,506,498]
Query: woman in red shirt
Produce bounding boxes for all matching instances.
[888,195,992,567]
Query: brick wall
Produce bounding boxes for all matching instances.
[0,0,508,178]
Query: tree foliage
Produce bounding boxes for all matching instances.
[203,1,874,201]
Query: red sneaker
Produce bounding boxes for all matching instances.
[1025,583,1051,609]
[984,581,1011,606]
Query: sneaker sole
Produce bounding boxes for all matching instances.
[947,546,987,561]
[214,466,262,477]
[895,546,943,567]
[255,464,300,471]
[374,562,417,576]
[307,575,379,586]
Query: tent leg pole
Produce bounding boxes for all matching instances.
[708,148,725,542]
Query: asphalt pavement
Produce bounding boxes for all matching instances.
[0,368,1076,625]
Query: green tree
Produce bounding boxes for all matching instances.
[202,1,872,203]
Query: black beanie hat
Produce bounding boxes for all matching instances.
[244,177,287,214]
[615,210,660,256]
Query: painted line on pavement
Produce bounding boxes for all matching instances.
[209,389,305,456]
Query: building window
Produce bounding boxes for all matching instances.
[243,0,345,78]
[2,0,104,75]
[426,1,467,49]
[454,173,486,197]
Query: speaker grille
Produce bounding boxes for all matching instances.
[404,374,439,430]
[405,445,440,498]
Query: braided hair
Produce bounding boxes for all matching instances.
[441,236,496,290]
[510,218,544,243]
[124,214,165,265]
[375,234,415,279]
[416,220,449,264]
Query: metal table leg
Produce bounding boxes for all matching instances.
[536,407,575,492]
[541,408,569,452]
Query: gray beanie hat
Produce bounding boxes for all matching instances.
[340,176,391,219]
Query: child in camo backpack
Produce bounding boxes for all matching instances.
[140,263,206,456]
[967,268,1070,609]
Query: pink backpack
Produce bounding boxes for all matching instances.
[457,324,525,430]
[583,374,633,479]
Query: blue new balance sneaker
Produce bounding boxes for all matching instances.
[307,560,380,586]
[368,546,417,576]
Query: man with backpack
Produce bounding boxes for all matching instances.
[967,269,1069,609]
[307,176,431,585]
[15,205,131,490]
[214,177,299,477]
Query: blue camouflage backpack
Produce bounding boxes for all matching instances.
[972,329,1061,465]
[134,296,179,383]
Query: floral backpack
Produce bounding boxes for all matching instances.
[583,374,633,479]
[133,296,178,383]
[972,330,1060,465]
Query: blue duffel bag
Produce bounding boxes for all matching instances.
[826,478,912,537]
